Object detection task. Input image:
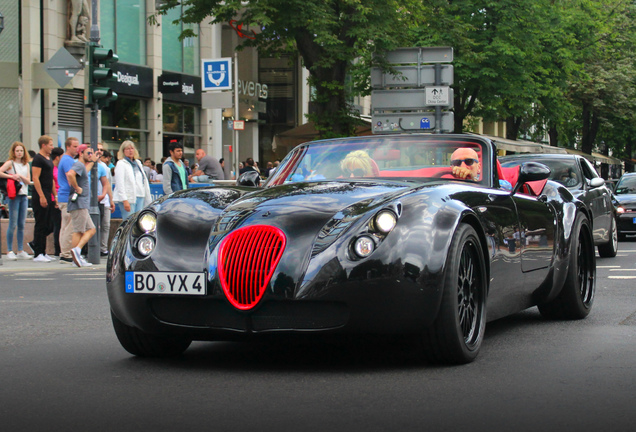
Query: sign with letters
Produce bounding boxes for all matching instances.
[201,58,233,91]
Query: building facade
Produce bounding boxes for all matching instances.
[0,0,311,175]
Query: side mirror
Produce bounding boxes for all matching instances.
[237,171,261,187]
[590,177,605,188]
[512,162,551,195]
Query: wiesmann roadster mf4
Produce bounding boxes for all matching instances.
[107,134,596,364]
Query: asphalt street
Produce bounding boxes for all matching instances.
[0,242,635,432]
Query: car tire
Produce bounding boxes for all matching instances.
[111,311,192,357]
[538,213,596,320]
[597,216,618,258]
[421,224,487,364]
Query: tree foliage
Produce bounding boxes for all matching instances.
[154,0,423,138]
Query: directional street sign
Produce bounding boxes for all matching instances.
[382,47,453,64]
[372,112,454,134]
[371,64,454,88]
[372,88,454,110]
[44,47,82,88]
[425,86,451,106]
[201,58,232,91]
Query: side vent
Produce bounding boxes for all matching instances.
[218,225,286,310]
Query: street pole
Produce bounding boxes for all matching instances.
[233,51,239,179]
[87,0,100,264]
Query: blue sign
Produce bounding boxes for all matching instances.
[420,117,432,129]
[201,58,232,91]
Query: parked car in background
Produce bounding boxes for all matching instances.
[612,172,636,239]
[501,154,618,257]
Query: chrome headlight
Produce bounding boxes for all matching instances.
[354,236,375,258]
[138,212,157,233]
[137,236,156,256]
[373,210,397,234]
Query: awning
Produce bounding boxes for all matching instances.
[564,148,622,165]
[478,134,567,154]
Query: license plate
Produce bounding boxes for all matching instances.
[633,217,636,224]
[125,272,206,295]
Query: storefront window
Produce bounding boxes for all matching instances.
[100,0,147,65]
[162,6,200,75]
[163,103,199,156]
[102,98,148,156]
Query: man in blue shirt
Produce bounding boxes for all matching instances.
[57,137,79,263]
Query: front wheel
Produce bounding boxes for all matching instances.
[538,213,596,319]
[597,216,618,258]
[111,312,192,357]
[421,224,487,364]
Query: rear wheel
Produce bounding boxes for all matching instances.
[111,311,192,357]
[421,224,487,364]
[538,213,595,319]
[597,216,618,257]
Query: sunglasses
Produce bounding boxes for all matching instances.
[450,158,479,167]
[343,167,367,177]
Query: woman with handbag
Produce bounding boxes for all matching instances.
[113,140,151,220]
[0,142,32,260]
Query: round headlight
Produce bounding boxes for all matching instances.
[138,212,157,232]
[374,210,397,234]
[137,236,156,256]
[616,206,625,214]
[354,236,375,258]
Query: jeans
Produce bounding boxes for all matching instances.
[6,195,28,252]
[99,203,111,253]
[117,196,146,220]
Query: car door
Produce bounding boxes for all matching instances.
[579,158,611,243]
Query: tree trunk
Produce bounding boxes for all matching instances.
[581,101,599,155]
[505,116,522,140]
[309,64,353,138]
[548,122,558,146]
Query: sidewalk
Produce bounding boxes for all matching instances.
[0,255,107,272]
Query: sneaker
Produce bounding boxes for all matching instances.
[60,256,73,263]
[79,257,93,267]
[33,254,52,263]
[100,251,109,257]
[44,254,56,261]
[5,251,17,261]
[26,241,35,254]
[71,247,83,267]
[16,251,32,259]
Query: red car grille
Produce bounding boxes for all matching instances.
[218,225,286,310]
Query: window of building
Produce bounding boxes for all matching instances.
[102,98,149,156]
[162,103,199,156]
[162,6,200,75]
[100,0,147,65]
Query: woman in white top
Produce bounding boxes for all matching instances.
[0,142,32,260]
[113,140,151,220]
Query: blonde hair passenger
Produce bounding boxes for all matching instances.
[340,150,374,177]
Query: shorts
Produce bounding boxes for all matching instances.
[70,208,96,233]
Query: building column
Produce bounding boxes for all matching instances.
[146,0,163,163]
[21,0,42,150]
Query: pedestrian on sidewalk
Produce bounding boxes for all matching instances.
[97,143,115,256]
[65,144,98,267]
[30,136,57,262]
[0,142,32,260]
[56,137,80,263]
[113,140,151,220]
[162,141,188,194]
[51,147,65,257]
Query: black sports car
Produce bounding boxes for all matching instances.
[107,134,596,364]
[501,154,618,257]
[613,172,636,239]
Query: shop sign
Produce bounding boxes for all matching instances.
[110,63,153,98]
[159,72,202,105]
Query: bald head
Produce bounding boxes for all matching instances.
[450,148,481,181]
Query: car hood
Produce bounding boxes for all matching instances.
[614,193,636,206]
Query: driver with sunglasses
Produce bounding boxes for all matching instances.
[450,147,481,181]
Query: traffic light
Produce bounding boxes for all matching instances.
[84,42,119,109]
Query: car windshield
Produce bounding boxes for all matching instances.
[266,136,490,187]
[615,175,636,194]
[502,158,581,188]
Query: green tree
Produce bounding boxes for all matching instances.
[153,0,423,138]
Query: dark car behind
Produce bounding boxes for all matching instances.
[612,172,636,239]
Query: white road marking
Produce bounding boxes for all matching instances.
[608,276,636,279]
[610,269,636,271]
[13,278,57,281]
[598,265,621,268]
